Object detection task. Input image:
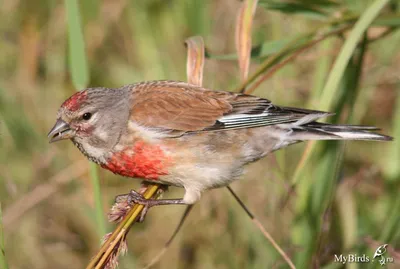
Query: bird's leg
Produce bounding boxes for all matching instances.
[128,189,186,205]
[129,189,187,222]
[116,189,187,222]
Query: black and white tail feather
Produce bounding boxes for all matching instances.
[286,121,392,141]
[202,96,393,142]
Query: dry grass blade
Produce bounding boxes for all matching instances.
[142,205,194,269]
[185,36,205,86]
[226,187,296,269]
[235,0,258,81]
[86,185,161,269]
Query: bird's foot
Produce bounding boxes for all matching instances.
[114,190,151,222]
[115,189,186,222]
[131,190,154,222]
[126,189,150,205]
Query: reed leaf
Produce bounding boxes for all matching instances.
[65,0,106,237]
[236,0,259,81]
[0,203,8,269]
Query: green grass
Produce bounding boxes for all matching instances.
[0,203,9,269]
[0,0,398,268]
[65,0,89,89]
[65,0,106,237]
[319,0,390,112]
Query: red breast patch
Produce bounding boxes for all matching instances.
[101,141,171,180]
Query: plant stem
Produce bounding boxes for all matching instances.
[0,203,9,269]
[85,185,160,269]
[90,163,106,236]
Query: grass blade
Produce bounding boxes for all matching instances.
[65,0,89,89]
[384,90,400,180]
[259,0,331,19]
[293,31,368,268]
[235,0,258,81]
[227,187,295,269]
[185,36,205,86]
[65,0,106,237]
[291,0,390,186]
[378,192,400,244]
[243,26,350,95]
[90,163,106,236]
[206,39,290,60]
[319,0,390,111]
[142,205,194,269]
[0,203,9,269]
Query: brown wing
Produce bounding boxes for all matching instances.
[130,81,234,131]
[129,80,329,132]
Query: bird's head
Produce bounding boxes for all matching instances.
[48,87,131,161]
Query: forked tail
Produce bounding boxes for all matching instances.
[289,122,393,141]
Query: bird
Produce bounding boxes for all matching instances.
[48,80,392,209]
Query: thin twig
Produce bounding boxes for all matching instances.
[244,25,352,94]
[234,17,360,93]
[226,186,296,269]
[141,205,194,269]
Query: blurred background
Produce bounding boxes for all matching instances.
[0,0,399,268]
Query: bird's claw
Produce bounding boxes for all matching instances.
[114,193,130,203]
[126,190,147,204]
[114,190,153,222]
[127,190,153,222]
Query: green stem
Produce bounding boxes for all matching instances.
[65,0,106,237]
[233,14,359,93]
[0,203,9,269]
[291,0,390,185]
[234,8,400,93]
[319,0,390,111]
[90,164,106,236]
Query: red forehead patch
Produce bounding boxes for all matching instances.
[61,91,88,111]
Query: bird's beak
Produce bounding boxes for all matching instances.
[48,119,74,143]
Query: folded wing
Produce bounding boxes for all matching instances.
[129,80,324,133]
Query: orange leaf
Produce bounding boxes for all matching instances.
[185,36,205,87]
[235,0,258,82]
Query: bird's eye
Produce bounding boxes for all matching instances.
[82,113,92,120]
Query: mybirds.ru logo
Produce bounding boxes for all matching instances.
[334,244,394,266]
